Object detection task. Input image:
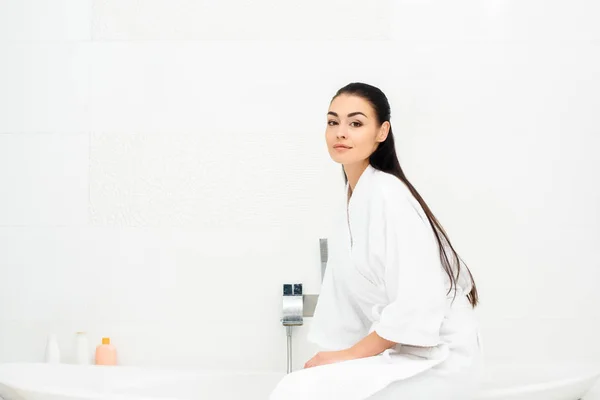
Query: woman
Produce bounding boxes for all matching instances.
[270,83,482,400]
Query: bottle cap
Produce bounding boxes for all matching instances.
[102,337,110,345]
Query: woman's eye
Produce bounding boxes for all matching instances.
[351,122,362,127]
[327,120,338,126]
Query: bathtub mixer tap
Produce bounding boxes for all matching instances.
[281,238,327,374]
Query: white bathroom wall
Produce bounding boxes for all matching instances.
[0,0,599,374]
[387,1,600,365]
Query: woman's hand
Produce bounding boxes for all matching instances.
[304,332,397,369]
[304,349,356,369]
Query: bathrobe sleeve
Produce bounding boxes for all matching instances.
[370,182,448,347]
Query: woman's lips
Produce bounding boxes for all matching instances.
[333,144,352,151]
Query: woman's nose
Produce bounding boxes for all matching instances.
[336,126,348,139]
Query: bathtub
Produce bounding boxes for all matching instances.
[0,362,598,400]
[477,362,600,400]
[0,363,284,400]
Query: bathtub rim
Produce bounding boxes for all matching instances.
[476,366,600,399]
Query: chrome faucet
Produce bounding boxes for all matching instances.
[281,283,303,374]
[280,238,329,374]
[281,283,304,327]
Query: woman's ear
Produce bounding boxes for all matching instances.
[377,121,390,143]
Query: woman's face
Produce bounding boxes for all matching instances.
[325,94,389,166]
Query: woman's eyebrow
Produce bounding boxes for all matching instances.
[327,111,368,118]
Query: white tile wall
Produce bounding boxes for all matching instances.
[0,225,329,318]
[477,316,600,363]
[390,0,600,42]
[0,134,89,226]
[0,318,321,371]
[0,226,323,369]
[89,131,337,229]
[92,0,391,41]
[89,41,395,134]
[0,44,91,134]
[0,0,92,42]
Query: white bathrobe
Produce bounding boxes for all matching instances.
[270,164,482,400]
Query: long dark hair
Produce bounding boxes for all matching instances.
[334,82,479,307]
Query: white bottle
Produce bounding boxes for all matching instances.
[44,333,60,364]
[75,332,90,365]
